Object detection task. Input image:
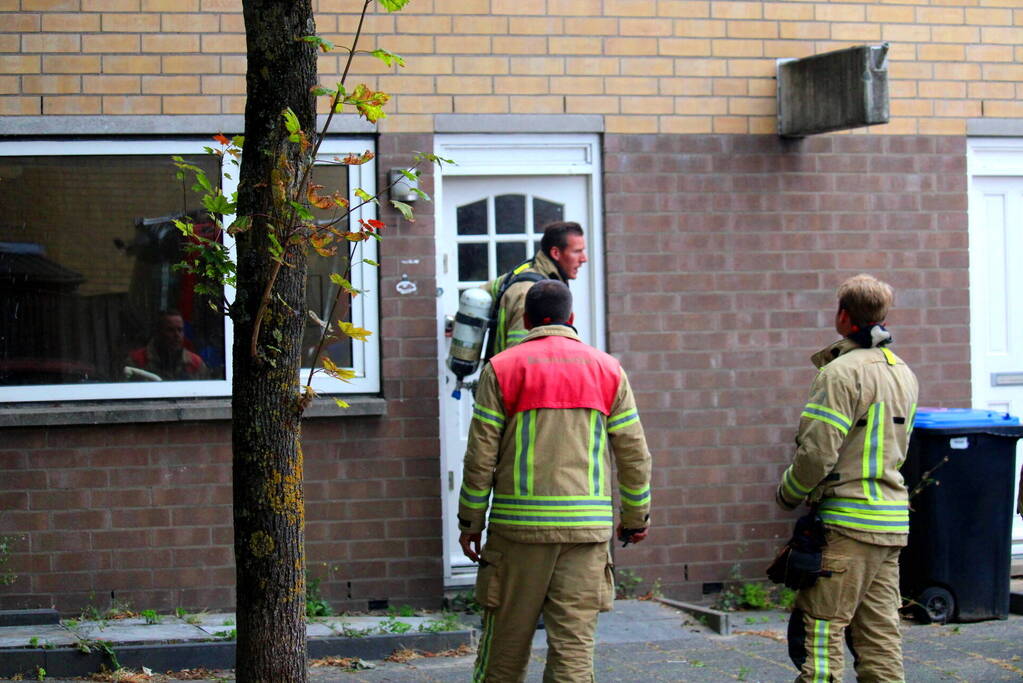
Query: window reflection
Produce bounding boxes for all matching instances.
[0,155,225,386]
[302,163,352,370]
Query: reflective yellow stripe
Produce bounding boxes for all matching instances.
[811,619,830,682]
[608,410,639,433]
[472,404,505,428]
[820,497,909,533]
[473,610,495,682]
[514,411,537,496]
[490,494,614,526]
[802,403,851,435]
[861,402,885,501]
[619,483,650,507]
[881,347,897,366]
[906,402,917,435]
[782,466,813,501]
[587,410,606,496]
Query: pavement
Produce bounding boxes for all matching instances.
[2,596,1023,682]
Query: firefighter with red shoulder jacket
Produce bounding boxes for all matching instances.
[485,221,587,357]
[459,279,652,683]
[776,274,919,683]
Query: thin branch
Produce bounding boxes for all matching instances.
[249,0,373,360]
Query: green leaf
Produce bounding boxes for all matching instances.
[413,151,454,165]
[203,193,235,215]
[232,135,245,148]
[362,258,379,267]
[330,273,361,296]
[370,48,406,68]
[410,187,430,201]
[334,398,350,409]
[267,232,284,261]
[399,169,418,182]
[377,0,410,11]
[227,215,251,235]
[282,108,301,134]
[288,200,314,221]
[354,188,373,202]
[194,172,213,193]
[312,86,337,97]
[390,200,414,222]
[301,35,335,52]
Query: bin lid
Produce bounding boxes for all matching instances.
[914,408,1020,429]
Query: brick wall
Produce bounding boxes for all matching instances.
[603,133,971,599]
[3,1,1023,133]
[0,130,980,609]
[0,133,443,615]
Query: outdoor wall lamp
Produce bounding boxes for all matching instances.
[389,168,419,203]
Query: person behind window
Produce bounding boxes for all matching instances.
[125,309,209,381]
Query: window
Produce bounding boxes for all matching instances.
[0,139,379,402]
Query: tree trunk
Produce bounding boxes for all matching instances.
[234,0,316,680]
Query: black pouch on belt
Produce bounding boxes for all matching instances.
[766,508,831,590]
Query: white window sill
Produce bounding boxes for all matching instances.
[0,395,386,428]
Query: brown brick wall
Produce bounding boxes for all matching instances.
[0,131,977,609]
[603,133,971,600]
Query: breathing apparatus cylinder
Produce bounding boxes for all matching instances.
[447,287,493,399]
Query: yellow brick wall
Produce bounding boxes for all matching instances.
[2,0,1022,134]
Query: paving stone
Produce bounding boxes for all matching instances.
[71,619,210,644]
[0,624,77,649]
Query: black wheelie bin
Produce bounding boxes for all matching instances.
[899,408,1023,623]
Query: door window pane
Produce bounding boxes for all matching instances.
[533,197,564,232]
[495,194,525,235]
[457,199,487,236]
[0,154,225,386]
[496,242,527,275]
[458,243,488,282]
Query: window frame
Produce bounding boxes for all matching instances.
[0,136,379,403]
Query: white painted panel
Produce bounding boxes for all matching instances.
[434,134,604,584]
[968,144,1023,558]
[982,193,1008,355]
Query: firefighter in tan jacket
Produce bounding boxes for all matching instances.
[777,274,919,683]
[485,221,587,356]
[460,280,652,683]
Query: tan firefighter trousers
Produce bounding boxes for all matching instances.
[471,533,614,683]
[793,530,904,683]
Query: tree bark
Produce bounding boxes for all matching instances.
[234,0,316,680]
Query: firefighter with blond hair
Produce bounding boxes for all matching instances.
[777,273,919,683]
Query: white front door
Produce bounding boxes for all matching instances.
[969,142,1023,558]
[437,174,596,582]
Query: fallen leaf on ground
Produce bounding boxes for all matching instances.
[733,629,786,643]
[310,656,375,670]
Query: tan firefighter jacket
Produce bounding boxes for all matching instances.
[485,249,567,355]
[777,338,920,545]
[459,325,652,544]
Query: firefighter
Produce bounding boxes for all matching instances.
[459,279,652,683]
[485,221,587,357]
[777,274,919,683]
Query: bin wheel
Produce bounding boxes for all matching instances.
[917,587,955,625]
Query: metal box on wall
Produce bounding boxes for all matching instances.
[777,44,890,138]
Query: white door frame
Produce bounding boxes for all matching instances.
[967,137,1023,561]
[433,133,604,585]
